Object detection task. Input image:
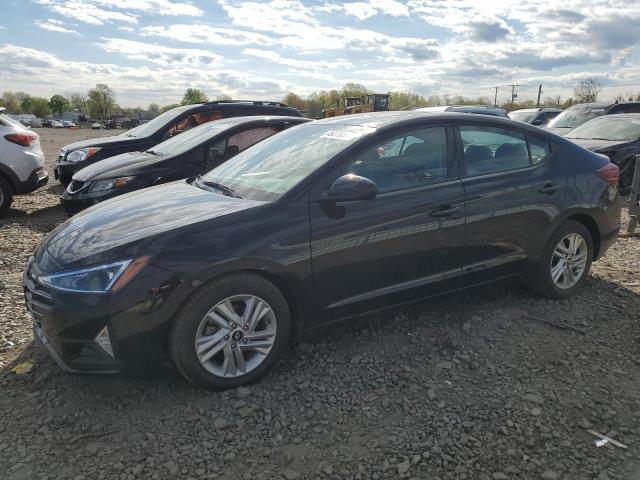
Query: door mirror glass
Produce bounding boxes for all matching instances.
[206,138,228,167]
[327,174,378,202]
[531,118,543,126]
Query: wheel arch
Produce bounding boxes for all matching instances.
[565,213,601,259]
[0,163,18,193]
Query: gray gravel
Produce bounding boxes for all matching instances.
[1,128,640,479]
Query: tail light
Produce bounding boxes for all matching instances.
[4,131,38,147]
[596,162,620,187]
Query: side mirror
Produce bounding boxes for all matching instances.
[325,174,377,202]
[532,119,543,126]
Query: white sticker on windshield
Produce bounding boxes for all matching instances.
[321,126,373,141]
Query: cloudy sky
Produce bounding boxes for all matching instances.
[1,0,639,106]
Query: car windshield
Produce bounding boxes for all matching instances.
[547,107,605,129]
[124,106,193,138]
[150,118,247,156]
[566,117,640,141]
[200,123,375,201]
[509,111,536,122]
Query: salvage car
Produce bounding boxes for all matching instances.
[508,107,562,126]
[565,113,640,194]
[61,116,310,214]
[546,101,640,136]
[55,100,302,185]
[25,112,621,390]
[0,107,48,216]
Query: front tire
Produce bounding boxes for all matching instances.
[526,220,593,299]
[0,176,14,217]
[169,273,291,391]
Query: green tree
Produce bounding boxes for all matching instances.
[181,88,208,105]
[148,103,160,116]
[0,91,22,113]
[29,98,51,117]
[69,93,88,113]
[49,94,70,117]
[88,84,116,120]
[281,92,307,111]
[216,94,232,101]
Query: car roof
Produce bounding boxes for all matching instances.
[312,111,533,130]
[568,101,640,110]
[588,113,640,121]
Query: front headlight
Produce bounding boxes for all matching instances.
[39,257,149,293]
[88,176,134,193]
[65,147,101,163]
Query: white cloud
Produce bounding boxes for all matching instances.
[34,19,81,35]
[319,0,409,20]
[34,0,138,25]
[140,24,274,46]
[99,38,223,66]
[242,48,351,70]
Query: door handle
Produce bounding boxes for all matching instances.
[539,183,561,194]
[430,205,461,217]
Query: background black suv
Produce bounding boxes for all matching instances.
[55,100,302,184]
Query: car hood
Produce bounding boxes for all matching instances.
[545,126,573,136]
[61,133,145,153]
[74,151,164,181]
[42,181,267,268]
[566,138,629,151]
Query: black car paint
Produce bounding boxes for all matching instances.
[55,103,302,183]
[60,116,309,213]
[568,138,639,194]
[25,113,622,377]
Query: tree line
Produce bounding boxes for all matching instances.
[2,79,639,120]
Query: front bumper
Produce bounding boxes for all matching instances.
[23,256,188,377]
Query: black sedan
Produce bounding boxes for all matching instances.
[54,100,301,184]
[60,116,309,214]
[565,113,640,195]
[25,112,622,390]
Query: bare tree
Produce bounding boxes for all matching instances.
[573,78,601,103]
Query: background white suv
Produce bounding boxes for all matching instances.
[0,107,48,216]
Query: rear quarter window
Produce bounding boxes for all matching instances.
[528,136,552,164]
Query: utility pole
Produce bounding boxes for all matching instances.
[508,84,522,111]
[536,84,543,107]
[492,86,499,107]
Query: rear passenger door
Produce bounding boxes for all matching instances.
[457,124,567,283]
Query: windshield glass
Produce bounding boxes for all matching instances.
[566,117,640,141]
[509,111,536,122]
[547,107,605,129]
[150,118,245,155]
[124,106,192,138]
[201,123,375,201]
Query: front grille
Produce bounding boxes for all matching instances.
[24,268,53,326]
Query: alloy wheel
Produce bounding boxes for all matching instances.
[550,233,588,289]
[194,294,277,378]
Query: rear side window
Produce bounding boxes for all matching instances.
[460,126,529,176]
[528,136,551,164]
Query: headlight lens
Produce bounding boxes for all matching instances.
[38,257,149,293]
[65,147,101,163]
[88,176,134,193]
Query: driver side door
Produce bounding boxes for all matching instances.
[308,125,466,322]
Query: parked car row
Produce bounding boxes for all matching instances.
[21,101,623,390]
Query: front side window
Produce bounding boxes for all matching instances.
[201,123,375,201]
[206,126,279,167]
[341,127,448,193]
[460,126,529,176]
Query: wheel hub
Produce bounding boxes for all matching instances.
[232,330,244,342]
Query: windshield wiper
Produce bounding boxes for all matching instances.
[195,176,243,198]
[146,150,163,156]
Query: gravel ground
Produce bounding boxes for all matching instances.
[1,128,640,480]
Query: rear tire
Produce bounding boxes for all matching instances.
[526,220,593,299]
[0,177,14,217]
[169,273,291,391]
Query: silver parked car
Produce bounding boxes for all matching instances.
[508,107,562,126]
[0,107,48,215]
